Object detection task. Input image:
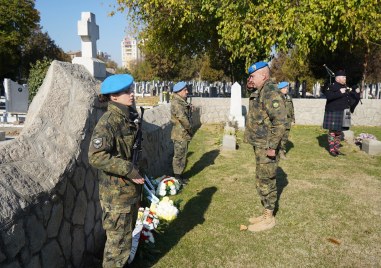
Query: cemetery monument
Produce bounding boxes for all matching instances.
[72,12,106,79]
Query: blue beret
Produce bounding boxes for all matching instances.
[278,81,289,89]
[248,61,268,74]
[173,81,187,93]
[100,74,134,94]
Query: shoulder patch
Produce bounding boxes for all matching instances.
[272,100,280,108]
[92,138,103,149]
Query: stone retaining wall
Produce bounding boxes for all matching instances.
[192,97,381,126]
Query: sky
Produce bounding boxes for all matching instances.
[35,0,129,66]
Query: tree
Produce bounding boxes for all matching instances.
[115,0,381,82]
[199,55,225,82]
[365,44,381,83]
[129,59,155,81]
[114,0,245,81]
[0,0,40,81]
[27,57,51,102]
[97,52,118,70]
[208,1,381,64]
[22,28,70,81]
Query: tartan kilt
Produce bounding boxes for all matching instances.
[323,110,344,131]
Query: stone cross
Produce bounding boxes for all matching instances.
[72,12,106,79]
[77,12,99,58]
[229,82,245,128]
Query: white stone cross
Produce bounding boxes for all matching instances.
[77,12,99,58]
[72,12,106,79]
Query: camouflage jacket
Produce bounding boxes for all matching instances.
[89,102,137,178]
[244,80,287,149]
[171,93,192,141]
[88,102,140,211]
[282,94,295,129]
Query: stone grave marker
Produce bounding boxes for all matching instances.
[72,12,106,79]
[229,82,245,128]
[362,139,381,155]
[2,78,29,122]
[222,124,236,150]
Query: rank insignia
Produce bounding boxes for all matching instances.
[92,138,103,149]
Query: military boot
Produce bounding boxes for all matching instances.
[248,209,275,232]
[248,209,265,224]
[175,174,187,186]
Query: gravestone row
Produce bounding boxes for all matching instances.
[132,80,233,98]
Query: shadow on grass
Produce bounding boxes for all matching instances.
[317,133,329,152]
[186,151,194,158]
[183,149,220,179]
[285,140,295,153]
[150,186,218,266]
[274,167,288,216]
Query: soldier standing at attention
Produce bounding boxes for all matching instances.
[278,81,295,160]
[244,61,287,232]
[171,81,193,186]
[88,74,145,268]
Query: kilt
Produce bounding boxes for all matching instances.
[323,110,344,131]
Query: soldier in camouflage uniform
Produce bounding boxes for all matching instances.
[244,61,287,232]
[171,81,193,186]
[88,74,145,268]
[278,81,295,160]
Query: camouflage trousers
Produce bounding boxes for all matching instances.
[172,140,189,175]
[253,146,279,210]
[99,182,139,268]
[280,128,291,152]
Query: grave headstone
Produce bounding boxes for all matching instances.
[228,82,245,128]
[362,139,381,155]
[0,131,5,141]
[3,78,29,114]
[342,130,354,144]
[72,12,106,79]
[210,87,218,97]
[222,125,236,150]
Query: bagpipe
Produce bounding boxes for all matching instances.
[323,64,362,113]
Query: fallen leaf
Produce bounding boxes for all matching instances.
[240,225,248,231]
[327,237,341,245]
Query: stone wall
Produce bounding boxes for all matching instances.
[0,61,103,268]
[192,97,381,126]
[0,61,178,268]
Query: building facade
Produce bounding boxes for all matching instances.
[121,36,144,70]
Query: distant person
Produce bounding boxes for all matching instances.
[244,61,287,232]
[322,70,360,157]
[278,81,295,160]
[88,74,144,268]
[171,81,193,186]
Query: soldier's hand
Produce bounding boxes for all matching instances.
[340,88,346,93]
[132,178,145,184]
[267,148,276,157]
[127,166,144,184]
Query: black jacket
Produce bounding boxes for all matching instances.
[324,82,352,112]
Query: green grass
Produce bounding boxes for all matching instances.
[137,124,381,267]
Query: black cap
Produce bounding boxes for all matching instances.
[335,70,346,77]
